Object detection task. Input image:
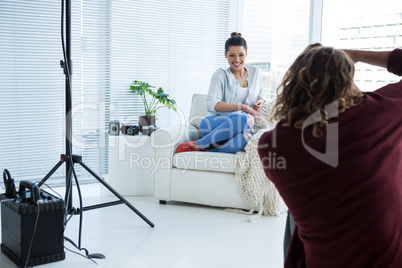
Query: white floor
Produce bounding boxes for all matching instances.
[0,184,286,268]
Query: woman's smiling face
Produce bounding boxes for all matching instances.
[225,46,247,71]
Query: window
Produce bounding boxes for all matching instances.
[322,0,402,91]
[0,1,66,185]
[0,0,240,187]
[108,0,240,126]
[1,0,322,188]
[242,0,311,99]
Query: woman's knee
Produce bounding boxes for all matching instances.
[227,113,248,129]
[199,116,215,137]
[199,116,212,130]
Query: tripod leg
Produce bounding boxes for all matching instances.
[64,161,74,213]
[77,161,155,228]
[38,159,65,187]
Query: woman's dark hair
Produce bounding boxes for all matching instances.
[225,32,248,53]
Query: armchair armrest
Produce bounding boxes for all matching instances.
[150,124,200,201]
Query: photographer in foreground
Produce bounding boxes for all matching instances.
[258,44,402,267]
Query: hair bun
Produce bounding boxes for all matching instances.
[231,32,242,37]
[225,32,247,52]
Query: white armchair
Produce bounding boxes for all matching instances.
[150,94,249,209]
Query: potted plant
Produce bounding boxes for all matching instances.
[129,80,177,128]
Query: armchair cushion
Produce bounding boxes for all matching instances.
[173,152,236,173]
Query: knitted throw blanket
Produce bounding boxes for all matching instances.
[226,100,287,222]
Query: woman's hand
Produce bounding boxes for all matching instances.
[214,101,262,121]
[242,104,262,122]
[252,99,265,112]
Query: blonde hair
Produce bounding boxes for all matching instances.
[272,43,363,138]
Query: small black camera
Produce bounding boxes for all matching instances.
[121,124,139,135]
[109,120,120,135]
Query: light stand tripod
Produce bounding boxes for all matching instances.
[38,0,154,258]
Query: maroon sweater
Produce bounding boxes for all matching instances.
[258,49,402,268]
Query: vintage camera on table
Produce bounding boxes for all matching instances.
[109,120,140,136]
[140,125,156,136]
[109,120,158,136]
[108,120,121,135]
[121,124,140,135]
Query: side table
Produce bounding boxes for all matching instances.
[108,134,155,196]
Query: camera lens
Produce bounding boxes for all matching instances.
[112,126,117,131]
[127,128,134,135]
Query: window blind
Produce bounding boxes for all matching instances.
[0,0,240,187]
[70,0,108,183]
[108,0,240,127]
[242,0,311,98]
[0,0,109,186]
[0,0,66,185]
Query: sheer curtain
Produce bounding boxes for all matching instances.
[0,0,240,187]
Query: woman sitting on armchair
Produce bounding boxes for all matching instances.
[175,32,265,154]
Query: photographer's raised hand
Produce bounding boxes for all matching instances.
[342,49,391,68]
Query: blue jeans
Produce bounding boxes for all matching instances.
[197,113,251,154]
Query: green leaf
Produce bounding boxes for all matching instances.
[129,80,177,115]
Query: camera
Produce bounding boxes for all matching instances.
[109,120,120,135]
[121,124,139,135]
